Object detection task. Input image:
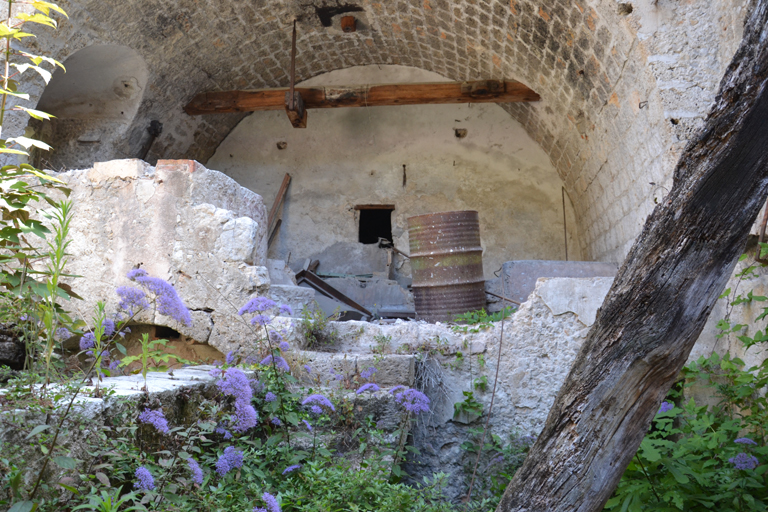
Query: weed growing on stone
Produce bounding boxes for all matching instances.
[296,304,339,350]
[450,307,515,334]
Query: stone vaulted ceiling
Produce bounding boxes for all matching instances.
[16,0,747,261]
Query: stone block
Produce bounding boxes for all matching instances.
[485,260,619,309]
[89,159,152,181]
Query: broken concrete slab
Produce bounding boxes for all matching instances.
[485,260,619,310]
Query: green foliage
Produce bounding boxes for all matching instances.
[460,431,536,502]
[120,333,194,390]
[451,307,515,334]
[454,391,484,419]
[606,266,768,512]
[297,304,340,349]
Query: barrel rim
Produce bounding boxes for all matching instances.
[407,210,479,224]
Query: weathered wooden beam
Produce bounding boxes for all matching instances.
[184,79,540,115]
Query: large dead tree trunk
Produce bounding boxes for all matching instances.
[498,2,768,511]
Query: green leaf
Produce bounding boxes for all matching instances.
[26,424,50,438]
[58,483,79,494]
[639,438,662,462]
[11,63,52,83]
[667,463,690,484]
[32,1,68,17]
[7,136,51,151]
[52,456,77,469]
[95,471,110,487]
[16,12,58,28]
[8,501,36,512]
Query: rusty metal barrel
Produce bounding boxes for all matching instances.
[408,210,485,322]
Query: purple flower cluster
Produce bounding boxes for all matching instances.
[735,437,758,445]
[271,417,282,426]
[729,452,759,470]
[392,387,430,415]
[138,408,170,434]
[186,458,204,485]
[262,492,281,512]
[134,466,155,490]
[303,365,311,374]
[215,446,244,476]
[302,419,312,431]
[657,401,674,414]
[264,392,277,403]
[239,297,277,315]
[279,341,290,352]
[217,368,259,432]
[102,319,115,337]
[279,305,293,316]
[302,394,336,412]
[116,285,149,315]
[226,350,238,365]
[282,464,302,475]
[360,367,377,380]
[260,355,290,372]
[215,426,233,440]
[356,383,380,394]
[54,327,71,341]
[126,269,192,326]
[79,332,95,351]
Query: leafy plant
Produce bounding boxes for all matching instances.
[454,391,484,420]
[297,304,340,349]
[451,307,515,334]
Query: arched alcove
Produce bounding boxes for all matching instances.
[33,45,148,169]
[208,65,581,281]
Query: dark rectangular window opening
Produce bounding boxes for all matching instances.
[356,205,395,244]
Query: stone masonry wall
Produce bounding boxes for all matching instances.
[0,0,749,264]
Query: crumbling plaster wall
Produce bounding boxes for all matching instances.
[0,0,747,266]
[208,65,582,279]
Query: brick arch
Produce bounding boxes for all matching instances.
[14,0,745,260]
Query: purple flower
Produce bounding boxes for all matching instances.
[302,419,312,431]
[390,385,406,395]
[233,400,259,432]
[250,379,265,393]
[310,405,322,415]
[356,383,380,394]
[361,367,377,380]
[215,446,244,476]
[127,270,192,326]
[54,327,71,341]
[108,359,121,370]
[217,368,252,404]
[302,394,335,412]
[262,492,281,512]
[116,286,149,315]
[251,314,271,326]
[226,350,238,365]
[186,458,203,485]
[138,408,169,434]
[260,355,290,372]
[271,417,282,426]
[265,392,277,402]
[303,365,311,374]
[217,368,258,432]
[729,452,759,470]
[101,319,115,337]
[209,368,222,378]
[134,466,155,490]
[279,341,290,352]
[239,296,277,315]
[735,437,758,445]
[79,332,96,350]
[254,509,267,512]
[215,427,233,440]
[279,304,293,316]
[657,401,674,414]
[269,330,284,343]
[282,464,301,475]
[394,388,430,415]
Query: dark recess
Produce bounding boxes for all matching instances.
[155,326,181,339]
[314,3,363,27]
[359,207,393,244]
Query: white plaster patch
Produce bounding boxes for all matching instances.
[536,277,614,326]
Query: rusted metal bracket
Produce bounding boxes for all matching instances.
[295,269,372,317]
[284,20,307,128]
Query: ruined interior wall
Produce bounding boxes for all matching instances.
[0,0,749,264]
[208,65,582,279]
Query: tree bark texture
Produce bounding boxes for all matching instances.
[498,2,768,511]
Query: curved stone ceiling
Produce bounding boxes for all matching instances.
[15,0,747,261]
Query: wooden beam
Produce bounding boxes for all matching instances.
[267,173,291,246]
[184,79,540,115]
